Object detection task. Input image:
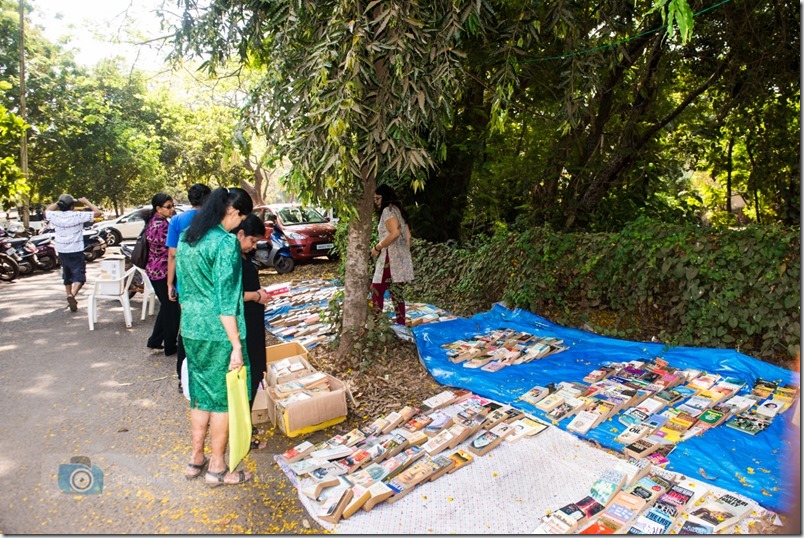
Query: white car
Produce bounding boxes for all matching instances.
[93,205,190,246]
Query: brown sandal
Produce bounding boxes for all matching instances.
[205,467,251,488]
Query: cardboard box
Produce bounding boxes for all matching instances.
[266,342,315,386]
[252,385,270,425]
[268,374,348,437]
[97,256,126,295]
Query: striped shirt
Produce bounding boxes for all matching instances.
[45,210,94,253]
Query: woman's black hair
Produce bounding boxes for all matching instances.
[375,184,409,223]
[141,192,173,225]
[232,213,266,238]
[187,183,212,207]
[182,187,254,246]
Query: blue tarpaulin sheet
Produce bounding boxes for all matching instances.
[413,304,800,513]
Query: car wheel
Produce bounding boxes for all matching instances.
[104,228,122,246]
[274,256,295,274]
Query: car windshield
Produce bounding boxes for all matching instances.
[276,207,327,225]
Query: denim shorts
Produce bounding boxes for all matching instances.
[60,251,86,285]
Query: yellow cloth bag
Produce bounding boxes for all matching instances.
[226,366,252,472]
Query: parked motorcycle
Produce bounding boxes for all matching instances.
[0,228,39,276]
[253,227,295,274]
[37,224,107,262]
[29,235,58,271]
[0,236,21,282]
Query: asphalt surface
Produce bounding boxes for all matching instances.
[0,255,323,534]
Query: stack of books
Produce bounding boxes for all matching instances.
[441,328,568,372]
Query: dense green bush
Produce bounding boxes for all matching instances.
[408,217,800,366]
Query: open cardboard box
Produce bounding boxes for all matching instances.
[268,374,348,437]
[266,342,316,386]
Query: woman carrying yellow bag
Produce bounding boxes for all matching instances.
[176,187,253,487]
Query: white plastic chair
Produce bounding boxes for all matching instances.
[133,266,158,320]
[87,267,137,330]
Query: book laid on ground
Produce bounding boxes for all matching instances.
[614,423,653,445]
[466,428,507,457]
[547,397,588,422]
[567,409,603,434]
[447,449,474,473]
[625,476,666,505]
[362,480,394,511]
[311,444,356,461]
[755,399,781,419]
[533,515,574,534]
[552,502,588,532]
[426,454,456,482]
[654,484,695,523]
[338,449,372,473]
[343,428,367,447]
[677,519,714,534]
[506,417,545,442]
[317,485,353,524]
[626,506,675,534]
[725,412,771,435]
[623,437,660,459]
[444,422,471,449]
[613,458,652,488]
[341,484,371,519]
[384,460,436,503]
[600,491,647,529]
[687,493,754,532]
[575,495,605,520]
[280,440,316,464]
[644,444,675,467]
[420,390,459,412]
[422,429,455,456]
[619,407,650,428]
[288,457,327,476]
[380,433,410,459]
[403,413,433,432]
[381,411,405,434]
[579,517,620,534]
[535,392,565,412]
[589,470,627,507]
[300,473,341,500]
[423,410,454,436]
[721,394,758,414]
[518,385,551,406]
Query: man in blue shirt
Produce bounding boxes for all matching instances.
[166,183,210,389]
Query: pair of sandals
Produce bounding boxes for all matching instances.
[185,458,250,487]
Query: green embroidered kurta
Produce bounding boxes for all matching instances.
[176,225,250,412]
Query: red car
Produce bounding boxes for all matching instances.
[253,204,337,262]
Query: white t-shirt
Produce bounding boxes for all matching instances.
[45,210,94,253]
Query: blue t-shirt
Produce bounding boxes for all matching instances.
[166,208,198,249]
[167,208,198,293]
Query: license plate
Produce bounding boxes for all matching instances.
[316,243,334,250]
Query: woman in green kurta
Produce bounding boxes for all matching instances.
[176,187,253,486]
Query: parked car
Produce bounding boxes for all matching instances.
[253,204,337,262]
[93,204,190,246]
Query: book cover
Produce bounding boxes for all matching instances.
[317,486,353,524]
[403,413,433,432]
[535,393,564,412]
[423,410,453,435]
[288,457,326,476]
[579,518,620,534]
[626,477,666,504]
[755,399,780,418]
[426,454,455,482]
[613,458,652,487]
[688,493,753,532]
[602,491,647,527]
[658,484,695,508]
[678,519,714,534]
[362,481,393,511]
[623,437,659,459]
[576,495,605,519]
[725,412,771,435]
[518,385,551,406]
[341,484,371,519]
[422,429,455,456]
[567,410,602,434]
[590,471,626,507]
[447,449,474,473]
[343,428,366,447]
[466,429,502,456]
[552,503,585,531]
[280,440,316,464]
[615,423,653,445]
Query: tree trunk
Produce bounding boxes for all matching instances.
[726,134,734,215]
[336,168,376,360]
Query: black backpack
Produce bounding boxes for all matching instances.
[131,227,149,269]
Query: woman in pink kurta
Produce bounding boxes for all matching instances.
[370,184,414,325]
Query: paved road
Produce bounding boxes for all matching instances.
[0,258,320,533]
